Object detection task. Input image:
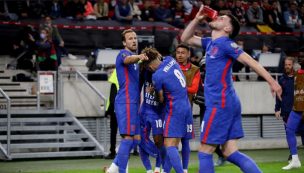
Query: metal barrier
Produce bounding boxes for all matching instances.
[0,88,11,157]
[74,70,107,114]
[232,72,282,81]
[75,70,107,148]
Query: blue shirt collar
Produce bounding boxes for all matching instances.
[212,36,230,43]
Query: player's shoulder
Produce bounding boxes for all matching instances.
[163,56,174,62]
[118,49,132,57]
[220,37,243,53]
[163,56,178,66]
[218,37,235,46]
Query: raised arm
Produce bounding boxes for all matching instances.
[237,52,282,100]
[181,5,205,47]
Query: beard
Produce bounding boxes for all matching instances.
[285,68,292,74]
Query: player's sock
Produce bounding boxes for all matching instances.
[181,138,190,170]
[155,155,162,169]
[160,146,166,168]
[166,146,183,173]
[117,139,133,173]
[113,156,118,165]
[155,151,162,169]
[292,154,300,161]
[139,145,152,171]
[286,127,298,155]
[227,151,262,173]
[163,153,172,173]
[198,151,214,173]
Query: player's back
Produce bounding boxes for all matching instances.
[153,56,190,112]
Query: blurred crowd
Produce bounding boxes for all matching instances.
[0,0,303,31]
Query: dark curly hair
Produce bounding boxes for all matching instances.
[141,47,161,66]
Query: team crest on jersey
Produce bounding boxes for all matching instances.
[211,47,218,56]
[209,46,218,59]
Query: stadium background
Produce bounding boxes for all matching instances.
[0,0,303,172]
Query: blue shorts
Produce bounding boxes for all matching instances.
[141,112,163,136]
[115,102,140,136]
[200,96,244,144]
[163,107,193,139]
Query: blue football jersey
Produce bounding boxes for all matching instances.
[152,56,190,113]
[115,49,140,104]
[201,36,244,108]
[140,70,163,115]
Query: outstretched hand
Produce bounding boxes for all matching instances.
[139,54,149,61]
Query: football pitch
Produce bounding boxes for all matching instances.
[0,149,303,173]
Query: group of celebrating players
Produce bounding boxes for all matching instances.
[105,5,283,173]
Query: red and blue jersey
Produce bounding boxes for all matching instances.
[152,56,192,138]
[115,49,140,104]
[201,36,244,108]
[152,56,189,108]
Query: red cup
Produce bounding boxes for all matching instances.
[201,6,218,20]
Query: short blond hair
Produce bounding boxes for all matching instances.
[121,29,135,42]
[285,57,295,64]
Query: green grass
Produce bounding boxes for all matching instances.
[0,149,303,173]
[15,162,304,173]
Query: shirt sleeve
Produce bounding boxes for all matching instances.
[187,70,201,94]
[201,37,212,50]
[275,77,283,112]
[117,51,129,65]
[224,40,244,60]
[152,73,162,92]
